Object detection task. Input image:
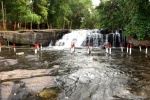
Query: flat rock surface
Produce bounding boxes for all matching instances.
[0,59,18,67]
[0,69,56,100]
[0,69,55,81]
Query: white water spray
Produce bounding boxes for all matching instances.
[43,29,126,51]
[45,29,102,50]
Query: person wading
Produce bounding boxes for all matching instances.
[88,44,92,55]
[71,42,75,54]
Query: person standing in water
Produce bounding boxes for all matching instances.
[88,43,92,55]
[71,42,75,54]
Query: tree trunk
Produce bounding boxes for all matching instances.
[25,22,26,29]
[4,8,6,29]
[14,21,16,30]
[17,22,20,29]
[50,23,52,29]
[20,21,22,29]
[30,22,32,30]
[69,20,72,29]
[37,23,40,29]
[47,22,50,29]
[1,1,6,30]
[63,18,65,29]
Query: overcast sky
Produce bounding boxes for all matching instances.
[92,0,100,6]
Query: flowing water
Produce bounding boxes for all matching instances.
[0,29,150,100]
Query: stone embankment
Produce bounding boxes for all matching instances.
[126,36,150,46]
[0,29,70,46]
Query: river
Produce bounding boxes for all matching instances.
[0,46,150,100]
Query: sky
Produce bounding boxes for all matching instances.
[92,0,100,6]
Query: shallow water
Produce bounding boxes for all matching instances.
[0,47,150,100]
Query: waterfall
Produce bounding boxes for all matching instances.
[108,30,125,48]
[54,29,103,49]
[82,30,103,47]
[44,29,126,50]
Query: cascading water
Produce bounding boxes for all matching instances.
[44,29,126,50]
[108,30,126,47]
[82,30,104,47]
[53,29,103,49]
[54,29,89,49]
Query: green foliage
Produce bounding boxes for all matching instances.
[125,13,150,40]
[5,0,29,22]
[97,0,125,30]
[124,0,150,40]
[21,13,41,24]
[97,0,150,40]
[47,0,96,29]
[0,0,100,29]
[33,0,48,23]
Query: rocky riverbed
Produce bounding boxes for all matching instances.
[0,47,150,100]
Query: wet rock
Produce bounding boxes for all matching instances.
[57,66,144,100]
[21,76,55,94]
[0,76,56,100]
[113,90,144,100]
[0,82,14,100]
[25,55,39,61]
[0,69,57,100]
[0,59,18,67]
[36,88,59,100]
[0,69,56,81]
[53,65,60,68]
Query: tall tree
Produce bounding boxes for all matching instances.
[47,0,73,29]
[5,0,30,29]
[33,0,48,28]
[1,0,6,30]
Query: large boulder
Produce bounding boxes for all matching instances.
[0,29,70,46]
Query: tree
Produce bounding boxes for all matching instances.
[1,1,6,30]
[47,0,94,29]
[33,0,48,28]
[83,8,100,29]
[0,0,100,30]
[65,0,93,29]
[4,0,30,29]
[97,0,150,40]
[125,0,150,40]
[47,0,73,29]
[97,0,125,30]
